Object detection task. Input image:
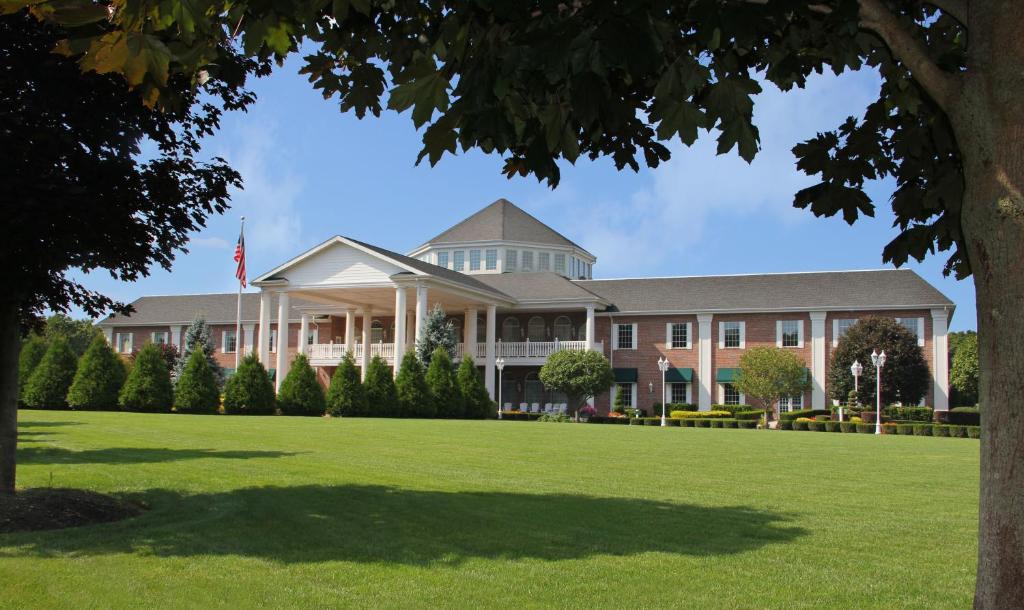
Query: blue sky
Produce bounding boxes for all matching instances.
[73,56,977,331]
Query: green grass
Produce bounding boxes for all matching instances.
[2,411,977,609]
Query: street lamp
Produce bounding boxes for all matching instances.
[870,350,886,435]
[496,357,505,420]
[847,360,863,423]
[657,357,670,427]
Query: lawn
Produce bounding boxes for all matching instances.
[1,411,978,609]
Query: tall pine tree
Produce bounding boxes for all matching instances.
[415,304,457,365]
[395,351,433,418]
[426,347,462,418]
[67,335,126,410]
[22,338,77,409]
[363,355,398,417]
[457,356,493,419]
[173,318,222,386]
[325,352,366,416]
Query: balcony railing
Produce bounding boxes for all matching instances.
[305,339,602,366]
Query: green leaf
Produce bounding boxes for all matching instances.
[653,100,706,145]
[716,116,759,162]
[388,71,449,128]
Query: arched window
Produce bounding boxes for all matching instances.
[528,316,546,341]
[502,317,520,342]
[371,320,384,343]
[553,316,573,340]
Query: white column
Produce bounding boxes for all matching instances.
[415,284,429,344]
[394,288,408,376]
[242,324,255,355]
[360,309,372,381]
[344,309,356,356]
[485,305,497,399]
[169,325,183,352]
[697,314,713,411]
[931,308,950,411]
[465,308,478,362]
[585,304,596,350]
[810,312,827,409]
[275,292,290,391]
[258,290,271,366]
[299,314,311,358]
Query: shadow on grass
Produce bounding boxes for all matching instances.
[16,420,82,428]
[17,446,301,465]
[1,485,807,565]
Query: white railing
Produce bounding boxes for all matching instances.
[305,340,603,365]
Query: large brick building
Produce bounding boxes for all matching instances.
[99,199,955,414]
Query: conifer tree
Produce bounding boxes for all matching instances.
[174,349,221,414]
[67,335,125,410]
[17,335,47,405]
[173,317,222,385]
[395,351,433,418]
[363,355,398,417]
[22,338,78,409]
[426,347,462,418]
[277,354,325,416]
[415,304,457,365]
[457,356,493,419]
[118,342,173,412]
[325,352,366,416]
[223,353,276,415]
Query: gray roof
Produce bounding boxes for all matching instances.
[99,293,315,326]
[575,269,954,313]
[418,199,588,252]
[475,272,606,302]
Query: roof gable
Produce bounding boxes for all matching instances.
[418,199,587,252]
[254,237,408,286]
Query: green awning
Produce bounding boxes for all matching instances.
[716,368,739,383]
[666,367,693,383]
[613,368,638,383]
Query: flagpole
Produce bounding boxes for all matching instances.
[235,216,245,370]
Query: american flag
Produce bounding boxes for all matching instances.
[234,229,246,288]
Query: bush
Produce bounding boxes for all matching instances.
[680,418,696,427]
[426,348,463,418]
[665,418,681,427]
[946,407,980,426]
[793,419,811,431]
[823,421,839,432]
[896,423,916,435]
[363,355,399,417]
[913,423,933,436]
[777,420,793,430]
[947,425,967,438]
[840,421,857,433]
[694,418,712,428]
[884,406,934,422]
[671,410,732,419]
[22,338,78,409]
[882,422,898,435]
[396,351,434,418]
[223,353,276,415]
[736,419,758,429]
[734,409,766,421]
[174,349,221,414]
[642,417,661,426]
[721,419,738,428]
[710,419,724,428]
[856,423,875,434]
[807,420,824,432]
[711,404,753,415]
[537,412,572,423]
[933,424,950,437]
[325,352,367,417]
[967,426,981,439]
[118,343,173,412]
[779,409,832,422]
[666,403,698,412]
[457,356,493,419]
[277,354,326,416]
[67,336,125,411]
[18,335,48,405]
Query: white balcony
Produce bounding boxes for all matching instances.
[304,339,603,367]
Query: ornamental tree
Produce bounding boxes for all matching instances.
[39,315,102,358]
[118,343,173,413]
[827,317,929,407]
[22,338,78,409]
[395,351,433,418]
[456,356,492,419]
[539,350,614,419]
[364,355,399,417]
[415,304,457,365]
[277,354,326,416]
[325,352,367,417]
[733,347,810,427]
[426,347,462,418]
[950,331,979,407]
[66,335,126,411]
[174,349,221,414]
[174,318,222,386]
[223,354,276,415]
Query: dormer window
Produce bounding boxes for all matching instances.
[436,251,449,268]
[505,250,517,271]
[469,249,481,271]
[485,249,497,270]
[453,251,465,271]
[522,251,534,271]
[538,252,550,271]
[554,253,566,274]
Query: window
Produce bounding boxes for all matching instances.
[722,321,743,348]
[723,384,741,405]
[538,252,550,271]
[554,253,566,274]
[222,330,237,353]
[895,317,924,345]
[268,330,277,353]
[586,262,592,278]
[780,320,801,348]
[453,251,465,271]
[151,331,168,345]
[670,383,690,404]
[505,250,517,271]
[307,328,318,346]
[469,249,481,271]
[553,316,573,340]
[115,332,133,354]
[436,251,449,268]
[668,323,690,349]
[485,249,497,270]
[615,323,635,350]
[778,394,803,413]
[616,383,635,408]
[501,317,521,342]
[834,318,857,345]
[521,251,534,271]
[371,320,384,343]
[528,316,546,341]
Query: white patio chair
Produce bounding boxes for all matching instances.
[558,403,568,414]
[519,402,528,411]
[543,403,553,413]
[503,402,512,411]
[530,403,540,413]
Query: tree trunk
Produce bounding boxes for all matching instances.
[0,298,19,495]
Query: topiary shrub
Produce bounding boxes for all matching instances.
[680,418,696,427]
[721,419,738,428]
[118,342,173,412]
[828,317,930,406]
[947,407,980,426]
[665,418,681,427]
[793,419,811,431]
[948,425,967,438]
[223,353,276,415]
[967,426,981,439]
[363,355,399,417]
[17,335,48,406]
[897,423,916,435]
[840,421,857,433]
[779,409,832,422]
[694,418,712,428]
[395,351,433,417]
[856,423,875,434]
[457,355,493,419]
[325,352,367,417]
[933,424,950,437]
[22,338,78,409]
[913,423,933,436]
[426,347,463,418]
[277,354,325,416]
[67,335,126,411]
[736,419,758,429]
[778,420,793,430]
[734,409,766,421]
[174,349,221,414]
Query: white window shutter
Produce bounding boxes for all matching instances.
[739,322,746,349]
[776,321,783,348]
[666,323,672,347]
[685,322,692,348]
[718,322,725,349]
[631,323,638,349]
[127,334,133,353]
[798,320,805,348]
[832,319,839,347]
[717,384,723,404]
[611,324,617,351]
[917,317,925,347]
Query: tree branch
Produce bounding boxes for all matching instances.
[858,0,958,113]
[925,0,968,26]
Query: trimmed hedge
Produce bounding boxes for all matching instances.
[896,423,916,435]
[807,420,825,432]
[933,424,950,437]
[736,419,758,429]
[793,419,810,431]
[856,423,875,434]
[840,421,857,433]
[694,419,712,428]
[913,423,933,436]
[711,404,753,415]
[779,409,832,422]
[884,406,934,422]
[734,409,766,421]
[968,426,981,439]
[946,407,980,426]
[671,410,732,419]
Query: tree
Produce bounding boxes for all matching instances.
[17,335,47,406]
[118,343,173,413]
[325,352,367,417]
[733,347,810,427]
[66,335,126,411]
[395,351,433,418]
[223,354,276,415]
[828,318,930,407]
[39,314,102,358]
[174,350,221,414]
[426,348,463,418]
[416,304,457,365]
[950,332,979,407]
[174,318,222,386]
[277,354,325,416]
[17,1,1024,600]
[456,356,493,420]
[22,338,77,409]
[363,355,399,417]
[539,350,614,419]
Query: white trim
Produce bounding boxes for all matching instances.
[593,304,954,316]
[114,332,133,354]
[666,322,692,349]
[151,331,168,345]
[221,329,237,354]
[718,383,745,406]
